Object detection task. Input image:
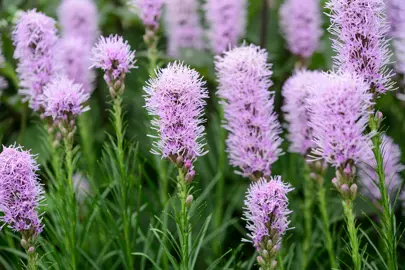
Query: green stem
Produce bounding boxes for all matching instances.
[64,134,77,270]
[369,116,397,270]
[302,164,314,269]
[112,96,133,269]
[342,199,361,270]
[317,184,337,269]
[177,168,189,270]
[147,37,158,77]
[27,251,38,270]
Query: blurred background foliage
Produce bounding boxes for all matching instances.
[0,0,405,269]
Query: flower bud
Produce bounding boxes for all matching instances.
[28,247,35,254]
[332,177,339,189]
[186,195,193,207]
[261,249,269,259]
[185,170,195,184]
[176,155,184,166]
[266,239,273,251]
[344,164,352,175]
[21,239,28,248]
[257,256,266,266]
[375,111,383,127]
[350,183,358,199]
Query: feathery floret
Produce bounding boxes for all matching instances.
[279,0,323,58]
[58,0,99,45]
[244,176,293,251]
[326,0,392,96]
[308,72,374,167]
[0,145,44,235]
[130,0,163,30]
[164,0,204,57]
[40,76,90,120]
[204,0,248,54]
[12,9,58,111]
[282,70,325,155]
[359,135,404,202]
[216,44,283,179]
[91,35,136,86]
[387,0,405,77]
[56,36,95,93]
[144,62,208,167]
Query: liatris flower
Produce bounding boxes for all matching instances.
[91,35,136,96]
[327,0,392,96]
[387,0,405,77]
[164,0,204,58]
[282,70,324,155]
[0,145,44,235]
[144,62,208,174]
[204,0,248,54]
[12,9,58,111]
[58,0,99,45]
[359,135,405,203]
[243,176,293,269]
[40,76,90,121]
[279,0,323,59]
[130,0,163,31]
[55,36,95,93]
[308,72,374,169]
[215,44,283,180]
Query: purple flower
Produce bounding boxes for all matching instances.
[12,9,58,111]
[144,62,208,167]
[204,0,248,54]
[91,35,136,86]
[243,176,293,250]
[55,36,95,94]
[282,70,325,155]
[215,44,283,179]
[58,0,99,45]
[326,0,393,96]
[359,135,404,202]
[387,0,405,77]
[130,0,163,30]
[40,76,90,120]
[308,72,374,168]
[279,0,323,58]
[0,145,44,235]
[164,0,204,57]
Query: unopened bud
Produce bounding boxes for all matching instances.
[40,113,45,120]
[257,256,265,266]
[344,164,351,175]
[376,111,383,126]
[350,184,358,199]
[28,247,35,254]
[341,184,349,196]
[332,177,339,189]
[47,127,53,134]
[114,80,122,91]
[70,120,75,128]
[261,249,269,259]
[336,170,343,181]
[21,239,28,248]
[309,172,317,180]
[184,160,192,170]
[185,170,195,184]
[266,240,273,250]
[271,260,277,269]
[186,195,193,206]
[176,156,184,166]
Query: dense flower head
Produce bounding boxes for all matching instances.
[282,70,325,155]
[204,0,248,54]
[40,76,90,120]
[12,9,58,111]
[58,0,99,45]
[279,0,323,58]
[327,0,393,96]
[215,44,283,179]
[130,0,163,30]
[55,36,95,94]
[308,72,374,168]
[0,145,44,235]
[243,176,293,250]
[91,35,136,84]
[359,135,404,202]
[387,0,405,76]
[144,62,208,166]
[164,0,204,57]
